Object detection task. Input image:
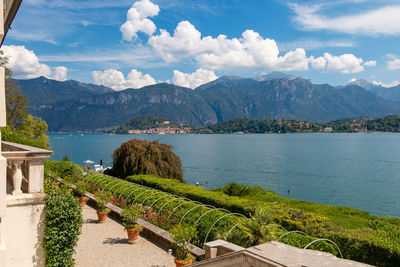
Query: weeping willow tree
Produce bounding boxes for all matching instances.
[109,139,184,182]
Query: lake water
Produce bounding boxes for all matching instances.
[49,133,400,218]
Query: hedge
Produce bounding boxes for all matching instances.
[44,160,400,266]
[43,176,83,267]
[126,175,400,266]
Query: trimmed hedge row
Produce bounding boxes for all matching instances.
[126,175,400,266]
[44,160,400,265]
[44,160,340,256]
[43,176,83,267]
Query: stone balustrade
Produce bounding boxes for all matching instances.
[1,141,52,195]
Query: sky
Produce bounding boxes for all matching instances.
[2,0,400,90]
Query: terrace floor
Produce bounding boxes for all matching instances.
[74,205,175,267]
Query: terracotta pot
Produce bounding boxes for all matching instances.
[96,210,110,222]
[78,197,88,208]
[174,257,193,267]
[126,228,140,243]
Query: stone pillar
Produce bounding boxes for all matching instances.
[0,0,7,262]
[28,159,44,193]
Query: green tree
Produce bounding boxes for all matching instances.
[62,154,69,161]
[108,138,184,182]
[0,53,50,149]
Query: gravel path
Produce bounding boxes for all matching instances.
[75,205,175,267]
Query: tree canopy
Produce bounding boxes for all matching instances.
[1,53,50,150]
[109,138,184,182]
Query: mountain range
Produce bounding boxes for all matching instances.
[16,72,400,132]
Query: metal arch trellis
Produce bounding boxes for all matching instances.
[84,174,100,185]
[203,213,247,246]
[277,230,308,240]
[179,204,204,224]
[167,200,198,220]
[303,239,343,259]
[193,208,226,228]
[133,188,155,203]
[117,184,136,199]
[141,191,165,205]
[107,180,127,193]
[158,198,184,214]
[150,194,174,209]
[103,179,121,191]
[123,186,145,205]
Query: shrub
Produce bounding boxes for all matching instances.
[94,191,112,212]
[121,205,145,230]
[43,177,82,267]
[110,139,184,182]
[171,224,197,263]
[45,160,83,181]
[223,182,250,196]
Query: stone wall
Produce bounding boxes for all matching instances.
[3,194,45,267]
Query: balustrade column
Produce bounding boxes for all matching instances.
[12,160,24,195]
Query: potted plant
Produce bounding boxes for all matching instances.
[94,191,112,222]
[75,181,90,208]
[170,224,197,267]
[120,204,145,243]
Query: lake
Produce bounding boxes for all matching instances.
[49,133,400,218]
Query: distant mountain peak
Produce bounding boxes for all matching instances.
[253,72,298,82]
[346,78,375,90]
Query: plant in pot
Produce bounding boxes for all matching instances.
[75,181,90,208]
[170,224,197,267]
[94,191,112,222]
[120,204,145,244]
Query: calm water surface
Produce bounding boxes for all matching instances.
[49,133,400,218]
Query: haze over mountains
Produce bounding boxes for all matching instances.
[17,73,400,132]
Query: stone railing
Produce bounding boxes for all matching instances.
[1,141,52,195]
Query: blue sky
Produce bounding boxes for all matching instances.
[2,0,400,90]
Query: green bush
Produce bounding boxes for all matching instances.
[43,177,82,267]
[222,182,250,197]
[109,139,184,182]
[45,160,83,181]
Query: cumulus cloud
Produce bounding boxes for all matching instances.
[310,56,327,70]
[149,22,310,72]
[92,69,156,90]
[363,60,376,67]
[173,69,218,89]
[322,53,365,74]
[51,66,68,81]
[119,1,374,75]
[372,80,400,88]
[388,59,400,70]
[1,45,68,81]
[290,4,400,36]
[120,0,160,41]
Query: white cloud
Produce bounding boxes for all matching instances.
[149,22,310,72]
[290,4,400,36]
[51,66,68,81]
[388,59,400,70]
[279,38,356,52]
[120,0,160,41]
[323,53,364,74]
[1,45,67,81]
[173,69,218,89]
[363,60,376,67]
[372,80,400,88]
[310,56,327,70]
[92,68,156,90]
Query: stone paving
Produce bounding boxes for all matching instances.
[75,205,175,267]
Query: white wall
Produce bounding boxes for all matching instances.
[3,195,45,267]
